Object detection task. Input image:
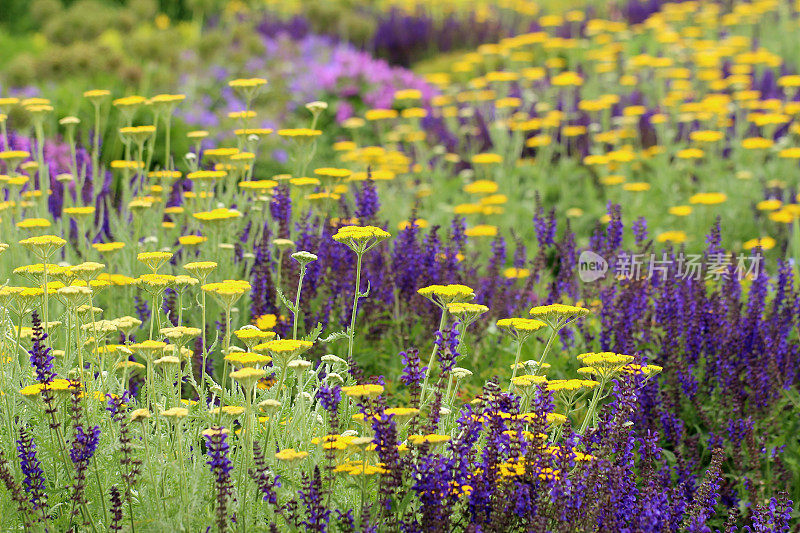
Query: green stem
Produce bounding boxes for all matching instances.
[274,362,289,401]
[201,290,208,397]
[92,103,101,184]
[535,326,559,373]
[240,385,254,530]
[149,293,158,340]
[164,113,172,171]
[88,294,106,394]
[67,131,78,182]
[443,375,455,408]
[147,360,154,412]
[176,423,187,511]
[275,251,284,292]
[76,309,86,391]
[420,307,448,404]
[47,403,72,488]
[177,291,183,327]
[0,121,8,153]
[221,306,232,391]
[141,426,166,518]
[92,454,109,525]
[42,261,50,344]
[346,252,364,361]
[551,396,574,443]
[579,378,607,434]
[508,337,524,393]
[128,493,136,533]
[292,266,306,340]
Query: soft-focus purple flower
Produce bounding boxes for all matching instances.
[28,311,54,384]
[17,430,46,510]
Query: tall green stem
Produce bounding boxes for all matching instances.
[163,114,172,170]
[200,290,208,397]
[92,103,101,184]
[275,251,284,291]
[177,291,183,327]
[346,252,364,361]
[508,338,524,392]
[535,326,559,372]
[221,306,232,391]
[579,378,608,434]
[0,120,8,152]
[149,293,158,340]
[141,426,165,517]
[42,262,50,343]
[91,455,109,526]
[239,385,254,529]
[292,266,306,340]
[420,308,448,404]
[147,358,155,410]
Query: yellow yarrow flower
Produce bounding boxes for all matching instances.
[668,205,692,216]
[464,180,499,194]
[277,128,322,138]
[184,261,218,280]
[417,284,475,306]
[465,225,498,237]
[447,303,489,316]
[341,384,384,398]
[742,237,776,251]
[178,235,208,246]
[239,180,277,191]
[332,226,391,255]
[229,367,267,388]
[16,218,51,229]
[314,167,352,179]
[113,96,146,108]
[529,304,590,326]
[83,89,111,100]
[161,407,189,419]
[689,192,727,205]
[234,328,276,342]
[497,318,547,332]
[228,78,268,89]
[756,199,782,211]
[255,314,277,330]
[365,109,399,121]
[20,378,76,396]
[546,379,599,393]
[578,352,635,368]
[193,208,242,222]
[129,340,167,355]
[204,147,239,159]
[471,153,503,165]
[137,251,173,273]
[63,206,96,218]
[408,434,451,446]
[656,231,688,243]
[225,352,272,367]
[202,280,251,307]
[275,448,308,462]
[187,170,227,181]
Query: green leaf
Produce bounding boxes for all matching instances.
[276,286,296,313]
[206,330,220,354]
[661,448,676,464]
[358,279,371,299]
[303,322,324,342]
[319,330,348,343]
[396,487,417,514]
[781,387,800,410]
[204,374,221,394]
